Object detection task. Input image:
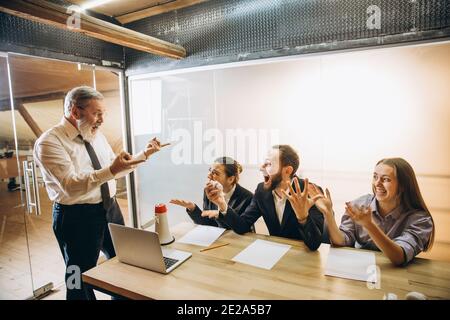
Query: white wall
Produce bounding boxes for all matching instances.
[130,42,450,243]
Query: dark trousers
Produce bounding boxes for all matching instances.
[52,198,124,300]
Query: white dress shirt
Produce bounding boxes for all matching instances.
[34,117,145,205]
[223,184,236,205]
[220,185,290,223]
[272,189,288,224]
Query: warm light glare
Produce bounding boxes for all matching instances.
[81,0,118,11]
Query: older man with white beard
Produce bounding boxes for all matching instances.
[34,86,168,300]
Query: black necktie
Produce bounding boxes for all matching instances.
[80,136,112,211]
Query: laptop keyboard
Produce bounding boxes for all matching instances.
[163,256,179,269]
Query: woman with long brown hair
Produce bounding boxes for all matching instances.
[309,158,435,266]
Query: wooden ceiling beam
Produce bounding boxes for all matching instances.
[0,92,67,111]
[0,0,186,59]
[16,104,43,137]
[116,0,208,24]
[15,91,67,104]
[0,90,118,111]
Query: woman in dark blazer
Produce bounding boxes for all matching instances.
[170,157,253,229]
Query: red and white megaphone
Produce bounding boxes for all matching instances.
[141,203,175,245]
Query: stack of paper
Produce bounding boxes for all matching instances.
[177,225,226,247]
[232,239,291,270]
[325,247,378,282]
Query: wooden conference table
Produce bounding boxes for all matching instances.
[83,222,450,300]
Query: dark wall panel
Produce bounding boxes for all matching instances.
[124,0,450,76]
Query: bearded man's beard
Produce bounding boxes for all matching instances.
[263,171,283,191]
[77,117,97,142]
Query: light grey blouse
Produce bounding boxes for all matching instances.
[339,194,433,264]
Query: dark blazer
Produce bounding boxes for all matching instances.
[217,177,324,251]
[187,183,253,229]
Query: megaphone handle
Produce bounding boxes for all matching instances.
[140,217,156,230]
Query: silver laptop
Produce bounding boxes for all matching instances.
[108,223,192,274]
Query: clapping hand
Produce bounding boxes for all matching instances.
[308,184,333,216]
[281,178,322,222]
[345,202,373,228]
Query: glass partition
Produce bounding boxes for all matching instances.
[130,72,217,227]
[0,53,128,299]
[0,54,34,299]
[6,53,96,297]
[93,67,132,226]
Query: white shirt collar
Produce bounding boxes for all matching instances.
[61,117,80,141]
[272,183,292,224]
[224,184,236,204]
[272,185,290,202]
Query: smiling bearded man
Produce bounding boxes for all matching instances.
[34,86,167,300]
[203,145,325,251]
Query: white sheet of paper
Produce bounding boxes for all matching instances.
[232,239,291,270]
[177,225,226,247]
[325,247,378,282]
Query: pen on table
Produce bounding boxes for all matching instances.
[200,243,230,252]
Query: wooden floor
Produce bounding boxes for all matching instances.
[0,181,129,300]
[42,282,110,300]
